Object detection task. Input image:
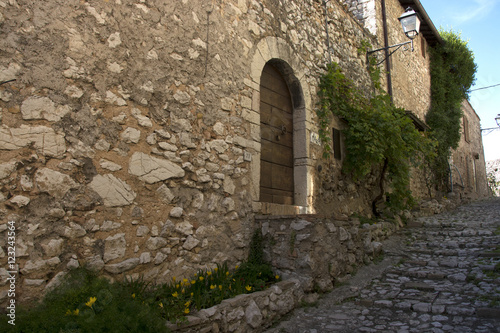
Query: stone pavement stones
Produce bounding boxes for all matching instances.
[265,198,500,333]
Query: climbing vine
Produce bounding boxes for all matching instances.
[317,54,435,215]
[426,29,477,188]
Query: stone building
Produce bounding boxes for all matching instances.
[449,100,489,200]
[0,0,489,305]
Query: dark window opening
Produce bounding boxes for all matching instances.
[333,128,342,160]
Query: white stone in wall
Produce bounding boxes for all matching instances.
[182,235,200,250]
[100,220,122,231]
[41,238,64,257]
[65,85,84,99]
[89,174,136,207]
[85,3,106,24]
[157,184,175,203]
[131,109,153,128]
[139,252,151,264]
[99,159,122,171]
[35,168,78,199]
[170,117,192,132]
[107,32,121,48]
[103,233,126,263]
[145,237,167,251]
[173,91,191,105]
[0,125,66,157]
[107,61,123,73]
[136,225,149,237]
[154,252,167,265]
[128,152,185,184]
[104,258,140,274]
[0,63,20,82]
[85,255,105,272]
[61,222,87,239]
[10,195,30,207]
[170,206,183,218]
[223,177,236,195]
[0,160,17,179]
[21,96,70,121]
[106,91,127,106]
[175,221,194,236]
[120,127,141,143]
[95,138,111,151]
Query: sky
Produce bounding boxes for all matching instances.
[418,0,500,162]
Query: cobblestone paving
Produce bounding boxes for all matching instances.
[266,198,500,333]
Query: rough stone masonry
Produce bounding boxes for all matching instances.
[0,0,489,307]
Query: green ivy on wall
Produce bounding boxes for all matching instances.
[426,29,477,188]
[317,58,435,215]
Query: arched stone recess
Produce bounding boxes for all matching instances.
[248,37,314,214]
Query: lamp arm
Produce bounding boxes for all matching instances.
[367,40,412,55]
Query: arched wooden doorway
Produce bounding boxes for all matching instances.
[259,62,294,205]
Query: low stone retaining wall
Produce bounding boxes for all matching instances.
[259,215,401,292]
[167,279,303,333]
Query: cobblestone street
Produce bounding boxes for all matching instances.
[266,198,500,333]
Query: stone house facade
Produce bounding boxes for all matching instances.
[0,0,488,305]
[449,100,489,200]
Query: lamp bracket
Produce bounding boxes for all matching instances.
[367,40,413,66]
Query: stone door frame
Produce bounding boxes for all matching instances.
[248,37,315,215]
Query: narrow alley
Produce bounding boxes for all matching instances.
[266,198,500,333]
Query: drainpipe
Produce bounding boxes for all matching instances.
[381,0,393,101]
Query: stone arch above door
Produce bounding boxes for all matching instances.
[248,37,314,214]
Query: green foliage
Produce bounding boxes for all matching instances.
[317,62,435,213]
[426,29,477,187]
[1,253,281,331]
[0,268,168,333]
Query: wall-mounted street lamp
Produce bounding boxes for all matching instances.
[367,7,421,62]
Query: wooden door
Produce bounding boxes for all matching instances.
[260,63,294,205]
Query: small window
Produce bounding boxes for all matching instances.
[463,117,470,143]
[333,128,342,160]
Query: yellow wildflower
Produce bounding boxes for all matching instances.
[210,284,216,290]
[219,285,222,290]
[199,276,204,281]
[65,309,71,316]
[172,276,176,282]
[214,267,218,272]
[275,275,280,280]
[226,271,230,276]
[191,280,196,284]
[207,271,212,276]
[176,284,180,289]
[245,285,252,291]
[184,308,190,314]
[132,293,136,299]
[185,300,191,307]
[235,265,239,269]
[172,291,179,298]
[181,288,185,294]
[85,296,97,308]
[73,309,79,316]
[183,278,189,285]
[159,302,163,308]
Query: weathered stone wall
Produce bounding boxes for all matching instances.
[0,0,486,308]
[0,0,378,306]
[167,279,302,333]
[449,100,489,200]
[259,215,400,292]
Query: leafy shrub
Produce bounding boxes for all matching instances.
[0,268,167,333]
[1,231,280,330]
